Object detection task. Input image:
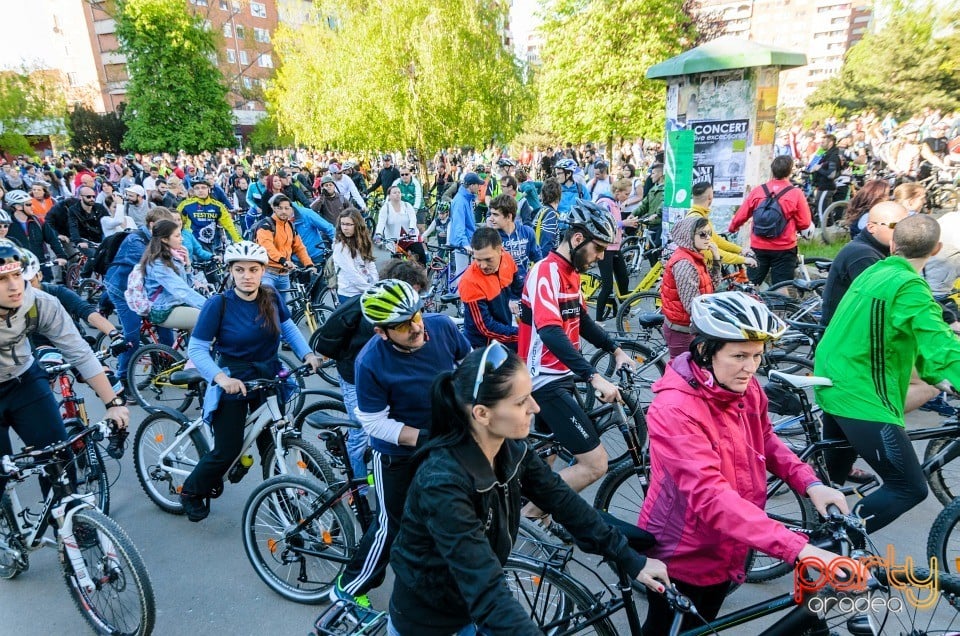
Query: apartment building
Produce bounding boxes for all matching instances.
[697,0,873,108]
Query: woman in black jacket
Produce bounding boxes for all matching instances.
[387,342,670,636]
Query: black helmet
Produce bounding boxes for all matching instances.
[497,158,516,168]
[566,199,617,244]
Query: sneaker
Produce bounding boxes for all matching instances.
[180,493,210,522]
[328,575,378,622]
[846,467,876,484]
[919,392,957,416]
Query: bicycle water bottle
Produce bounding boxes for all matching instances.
[228,454,254,483]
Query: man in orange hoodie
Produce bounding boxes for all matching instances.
[255,193,315,303]
[458,227,522,349]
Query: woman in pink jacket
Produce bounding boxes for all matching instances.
[639,292,848,634]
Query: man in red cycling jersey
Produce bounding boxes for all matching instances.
[518,199,635,537]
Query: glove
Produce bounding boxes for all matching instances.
[106,427,129,460]
[799,227,815,240]
[108,331,129,357]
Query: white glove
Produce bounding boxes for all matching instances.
[799,227,815,240]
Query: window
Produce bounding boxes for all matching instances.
[239,50,248,65]
[190,0,208,5]
[67,72,78,86]
[231,0,240,9]
[219,0,228,8]
[242,76,253,89]
[250,1,266,18]
[254,27,270,43]
[223,23,232,38]
[235,24,245,38]
[258,53,273,68]
[226,48,236,63]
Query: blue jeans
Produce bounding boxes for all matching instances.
[106,282,173,374]
[387,619,487,636]
[339,378,368,486]
[263,270,291,305]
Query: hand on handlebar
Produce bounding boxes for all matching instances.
[637,557,671,593]
[806,483,849,517]
[104,405,130,430]
[613,348,637,373]
[591,373,622,404]
[215,374,247,396]
[303,353,321,374]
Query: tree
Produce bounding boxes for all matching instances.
[115,0,235,153]
[0,68,65,156]
[269,0,531,158]
[806,2,960,117]
[67,103,128,156]
[248,114,292,154]
[535,0,698,149]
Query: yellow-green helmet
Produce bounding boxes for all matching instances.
[360,279,424,327]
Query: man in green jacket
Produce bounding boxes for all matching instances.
[814,214,960,532]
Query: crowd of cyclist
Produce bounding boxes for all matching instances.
[1,111,960,634]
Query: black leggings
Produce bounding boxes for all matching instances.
[822,413,927,533]
[644,579,731,636]
[596,249,629,320]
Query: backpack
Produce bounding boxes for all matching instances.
[124,264,162,317]
[752,185,794,239]
[91,230,132,276]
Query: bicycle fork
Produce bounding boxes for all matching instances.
[56,495,117,595]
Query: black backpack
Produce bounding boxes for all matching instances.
[752,185,793,239]
[91,230,132,276]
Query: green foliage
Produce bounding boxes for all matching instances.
[535,0,697,144]
[248,114,292,154]
[67,103,128,155]
[269,0,531,155]
[115,0,235,154]
[0,68,65,155]
[806,2,960,117]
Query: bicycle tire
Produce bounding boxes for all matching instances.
[502,554,618,636]
[933,184,959,212]
[589,339,665,410]
[261,436,338,488]
[126,343,192,412]
[819,200,849,244]
[593,459,647,528]
[620,237,644,278]
[307,329,342,387]
[925,437,960,506]
[278,353,308,416]
[0,494,26,579]
[76,277,105,305]
[74,434,110,515]
[744,483,817,583]
[871,565,960,634]
[928,495,960,574]
[133,412,209,514]
[615,290,663,337]
[242,475,357,604]
[60,508,156,636]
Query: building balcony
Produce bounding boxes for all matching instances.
[94,19,116,35]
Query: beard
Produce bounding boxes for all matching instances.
[572,246,595,273]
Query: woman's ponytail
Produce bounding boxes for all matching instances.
[429,371,470,445]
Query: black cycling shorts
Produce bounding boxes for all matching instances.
[533,375,601,455]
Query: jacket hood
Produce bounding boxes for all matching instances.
[654,352,749,406]
[670,215,704,251]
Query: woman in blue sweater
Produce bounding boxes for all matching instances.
[179,241,320,521]
[141,220,208,333]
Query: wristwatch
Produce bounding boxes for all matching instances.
[104,396,125,409]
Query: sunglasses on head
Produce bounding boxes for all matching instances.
[472,341,510,402]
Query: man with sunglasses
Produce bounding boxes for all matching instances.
[518,199,636,538]
[391,165,424,230]
[67,186,109,275]
[330,279,471,614]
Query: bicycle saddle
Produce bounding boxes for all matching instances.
[169,368,205,388]
[636,312,664,328]
[792,279,826,292]
[768,370,832,389]
[440,293,460,303]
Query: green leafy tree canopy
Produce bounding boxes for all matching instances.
[67,103,128,156]
[269,0,532,156]
[115,0,235,154]
[0,68,65,155]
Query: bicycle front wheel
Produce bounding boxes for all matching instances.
[819,200,849,244]
[615,291,663,341]
[744,481,816,583]
[134,412,209,514]
[126,343,192,412]
[871,565,960,634]
[925,437,960,506]
[262,437,337,488]
[502,555,618,636]
[928,496,960,574]
[74,434,110,515]
[243,475,357,603]
[60,508,156,636]
[593,459,647,527]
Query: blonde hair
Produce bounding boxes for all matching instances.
[893,182,925,209]
[612,178,633,194]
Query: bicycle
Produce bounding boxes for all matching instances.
[132,365,336,516]
[0,421,156,636]
[503,505,960,636]
[63,240,100,291]
[422,245,468,317]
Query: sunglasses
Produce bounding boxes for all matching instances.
[388,311,423,334]
[81,195,95,200]
[0,224,9,229]
[872,221,897,229]
[472,341,510,402]
[400,173,411,177]
[696,231,711,239]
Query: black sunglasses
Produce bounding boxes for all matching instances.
[472,341,510,402]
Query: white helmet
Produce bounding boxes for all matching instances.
[0,210,10,224]
[691,292,787,342]
[224,241,268,265]
[21,250,41,281]
[4,190,31,207]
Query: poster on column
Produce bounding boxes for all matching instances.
[691,119,749,203]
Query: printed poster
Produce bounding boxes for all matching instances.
[692,119,749,201]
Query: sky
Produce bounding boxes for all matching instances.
[511,0,542,56]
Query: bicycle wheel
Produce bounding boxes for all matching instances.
[73,433,111,515]
[928,496,960,574]
[619,236,643,278]
[870,565,960,634]
[615,291,663,340]
[589,339,666,410]
[133,412,209,514]
[76,277,105,305]
[278,353,307,416]
[744,481,817,583]
[242,475,357,603]
[502,555,618,636]
[261,437,337,488]
[593,459,647,527]
[514,517,565,560]
[925,438,960,506]
[819,200,848,244]
[60,508,156,636]
[932,184,960,212]
[0,494,26,579]
[307,329,342,387]
[126,343,192,412]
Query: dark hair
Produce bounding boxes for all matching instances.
[254,283,281,336]
[429,347,526,445]
[490,193,517,219]
[691,182,712,197]
[843,179,890,226]
[892,214,940,259]
[139,219,180,273]
[471,226,502,251]
[501,176,518,190]
[380,259,429,289]
[770,155,793,179]
[335,208,374,261]
[689,335,726,369]
[541,178,561,206]
[515,169,528,182]
[104,194,116,209]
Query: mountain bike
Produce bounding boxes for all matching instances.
[0,421,155,636]
[132,365,335,516]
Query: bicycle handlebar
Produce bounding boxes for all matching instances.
[241,363,314,391]
[0,420,115,478]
